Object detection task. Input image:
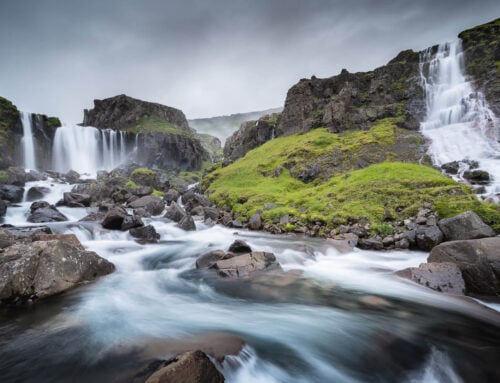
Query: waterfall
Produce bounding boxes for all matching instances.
[21,112,36,170]
[419,40,500,196]
[52,125,133,175]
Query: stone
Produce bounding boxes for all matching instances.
[101,207,128,230]
[0,200,6,217]
[438,211,495,241]
[63,192,91,207]
[195,250,232,269]
[31,233,85,250]
[203,207,219,222]
[428,237,500,296]
[177,215,196,231]
[0,240,115,304]
[463,169,490,184]
[1,225,52,238]
[415,226,443,251]
[129,225,160,244]
[248,212,262,230]
[121,214,144,231]
[227,240,252,254]
[163,189,180,206]
[441,161,460,175]
[128,195,165,216]
[357,237,384,250]
[214,252,281,278]
[164,202,186,223]
[64,170,80,184]
[231,220,243,228]
[27,186,51,201]
[27,201,68,223]
[0,185,24,203]
[396,262,465,295]
[4,166,26,186]
[145,350,224,383]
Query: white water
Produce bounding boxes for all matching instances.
[21,112,36,170]
[52,125,132,175]
[420,40,500,196]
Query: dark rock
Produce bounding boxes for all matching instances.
[438,211,495,241]
[221,212,233,227]
[63,192,91,207]
[1,225,52,238]
[463,169,490,184]
[128,195,165,216]
[177,215,196,231]
[0,240,115,304]
[248,212,262,230]
[357,237,384,250]
[231,220,243,228]
[227,240,252,254]
[184,193,210,214]
[441,161,460,174]
[195,250,232,269]
[64,170,80,184]
[164,202,186,223]
[396,262,465,295]
[28,202,68,223]
[3,167,26,186]
[31,233,85,250]
[27,186,51,201]
[428,237,500,296]
[214,252,281,278]
[101,207,128,230]
[190,206,205,217]
[203,207,219,222]
[0,200,6,217]
[121,214,144,231]
[129,225,160,244]
[0,185,24,203]
[163,189,180,205]
[415,226,443,251]
[25,170,48,182]
[145,350,224,383]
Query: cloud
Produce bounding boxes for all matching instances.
[0,0,498,122]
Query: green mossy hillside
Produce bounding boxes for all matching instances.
[203,128,500,231]
[124,115,193,137]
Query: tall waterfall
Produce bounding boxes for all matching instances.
[52,125,133,175]
[21,112,36,170]
[420,40,500,196]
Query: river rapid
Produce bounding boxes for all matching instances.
[0,179,499,383]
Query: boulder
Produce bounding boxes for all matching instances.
[396,262,465,295]
[121,214,144,230]
[463,169,490,184]
[64,170,80,184]
[195,250,232,269]
[177,215,196,231]
[27,201,68,223]
[128,195,165,216]
[248,212,262,230]
[145,350,224,383]
[63,192,91,207]
[428,237,500,296]
[0,240,115,304]
[227,239,252,254]
[415,226,443,251]
[214,252,281,278]
[25,169,48,182]
[0,185,24,203]
[26,186,51,201]
[0,200,6,217]
[357,237,384,250]
[1,225,52,238]
[164,202,186,223]
[101,207,128,230]
[129,224,160,244]
[30,233,84,250]
[163,189,180,206]
[4,166,26,186]
[438,211,495,241]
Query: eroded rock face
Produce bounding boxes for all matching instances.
[428,237,500,296]
[0,239,115,304]
[438,211,495,241]
[145,350,224,383]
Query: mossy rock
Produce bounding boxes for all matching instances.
[130,168,157,187]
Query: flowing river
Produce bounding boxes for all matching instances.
[0,179,499,383]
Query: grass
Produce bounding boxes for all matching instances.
[124,115,193,137]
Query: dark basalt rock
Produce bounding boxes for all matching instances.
[195,250,232,269]
[27,186,51,201]
[164,202,186,223]
[228,239,252,254]
[28,201,68,223]
[163,188,180,206]
[63,192,91,207]
[463,169,490,184]
[177,215,196,231]
[438,211,495,241]
[128,195,165,216]
[214,251,281,278]
[415,226,443,251]
[0,185,24,203]
[248,212,262,230]
[129,224,160,244]
[0,200,6,217]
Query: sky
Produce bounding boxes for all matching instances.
[0,0,499,123]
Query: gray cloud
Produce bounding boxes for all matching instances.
[0,0,499,122]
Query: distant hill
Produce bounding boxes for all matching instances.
[188,107,282,143]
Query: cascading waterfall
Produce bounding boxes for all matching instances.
[21,111,37,170]
[419,40,500,196]
[52,124,134,175]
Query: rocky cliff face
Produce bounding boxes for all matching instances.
[459,18,500,116]
[223,113,280,164]
[82,94,192,133]
[277,49,424,137]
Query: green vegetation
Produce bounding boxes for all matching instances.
[124,115,193,137]
[203,126,500,231]
[0,170,7,183]
[46,116,61,128]
[130,167,157,187]
[151,189,164,197]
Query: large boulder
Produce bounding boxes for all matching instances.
[195,250,232,269]
[438,211,495,241]
[163,189,180,206]
[214,252,281,278]
[129,225,160,244]
[415,225,443,251]
[248,212,262,230]
[0,239,115,304]
[63,192,91,207]
[428,237,500,296]
[128,195,165,216]
[396,263,466,295]
[3,166,26,186]
[227,240,252,254]
[101,206,143,231]
[27,201,68,223]
[27,186,51,201]
[164,202,186,223]
[145,350,224,383]
[177,215,196,231]
[0,185,24,203]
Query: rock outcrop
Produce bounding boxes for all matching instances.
[438,210,495,241]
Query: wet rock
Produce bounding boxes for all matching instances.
[130,225,160,244]
[231,220,243,229]
[63,192,91,207]
[0,200,6,217]
[64,169,80,184]
[441,161,460,174]
[128,195,165,216]
[0,239,115,304]
[28,201,68,223]
[1,225,52,238]
[203,207,219,222]
[121,214,144,231]
[227,239,252,254]
[248,212,262,230]
[164,202,186,223]
[31,233,85,250]
[415,226,443,251]
[428,237,500,296]
[25,169,48,182]
[357,237,384,250]
[190,206,205,217]
[177,215,196,231]
[26,186,51,201]
[214,252,281,278]
[101,206,128,230]
[0,185,24,203]
[3,166,26,186]
[396,262,465,295]
[463,169,490,184]
[438,211,495,241]
[195,250,233,269]
[184,193,210,214]
[163,189,180,206]
[221,212,233,227]
[145,350,224,383]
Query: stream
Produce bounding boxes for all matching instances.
[0,179,499,383]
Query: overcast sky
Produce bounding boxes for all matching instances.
[0,0,498,123]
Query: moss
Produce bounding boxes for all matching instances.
[124,115,192,137]
[0,170,7,183]
[46,116,61,128]
[0,97,20,130]
[152,189,164,197]
[125,179,139,189]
